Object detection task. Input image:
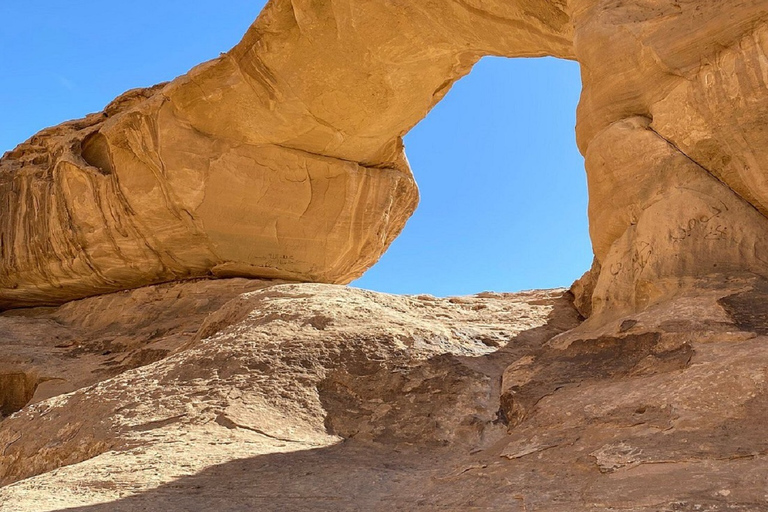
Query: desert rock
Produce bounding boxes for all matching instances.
[575,0,768,317]
[1,279,768,510]
[0,0,573,309]
[3,1,768,317]
[0,277,282,416]
[0,281,564,506]
[4,1,768,509]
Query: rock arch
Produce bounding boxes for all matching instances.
[2,0,768,321]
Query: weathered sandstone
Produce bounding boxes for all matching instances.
[4,0,768,318]
[4,2,768,508]
[1,279,768,510]
[0,281,562,504]
[575,0,768,318]
[0,278,281,416]
[0,0,572,308]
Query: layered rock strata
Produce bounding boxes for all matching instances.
[0,278,281,417]
[575,0,768,318]
[2,2,768,508]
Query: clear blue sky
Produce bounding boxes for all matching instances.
[1,1,592,297]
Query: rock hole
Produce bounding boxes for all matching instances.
[354,56,591,295]
[81,131,115,175]
[0,372,38,418]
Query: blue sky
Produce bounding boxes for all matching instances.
[1,1,591,296]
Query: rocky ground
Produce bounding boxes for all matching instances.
[1,276,767,511]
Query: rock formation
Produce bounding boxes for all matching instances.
[4,0,768,319]
[0,0,574,309]
[576,0,768,319]
[0,281,564,505]
[3,0,768,510]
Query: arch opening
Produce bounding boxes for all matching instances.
[354,56,591,296]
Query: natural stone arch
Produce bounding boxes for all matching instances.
[0,0,573,309]
[3,0,768,323]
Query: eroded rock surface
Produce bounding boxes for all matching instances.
[1,279,768,510]
[3,2,768,507]
[0,281,567,508]
[0,278,281,418]
[575,1,768,318]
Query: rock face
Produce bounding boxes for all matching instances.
[0,90,417,308]
[575,0,768,319]
[2,279,768,510]
[0,278,282,417]
[0,281,564,507]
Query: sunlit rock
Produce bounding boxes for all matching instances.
[3,0,768,319]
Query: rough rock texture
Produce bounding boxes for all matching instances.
[2,279,768,510]
[575,0,768,319]
[0,281,564,508]
[0,92,417,308]
[0,278,281,418]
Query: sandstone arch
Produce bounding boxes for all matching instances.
[2,0,768,321]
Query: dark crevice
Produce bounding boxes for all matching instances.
[80,132,115,175]
[0,373,38,418]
